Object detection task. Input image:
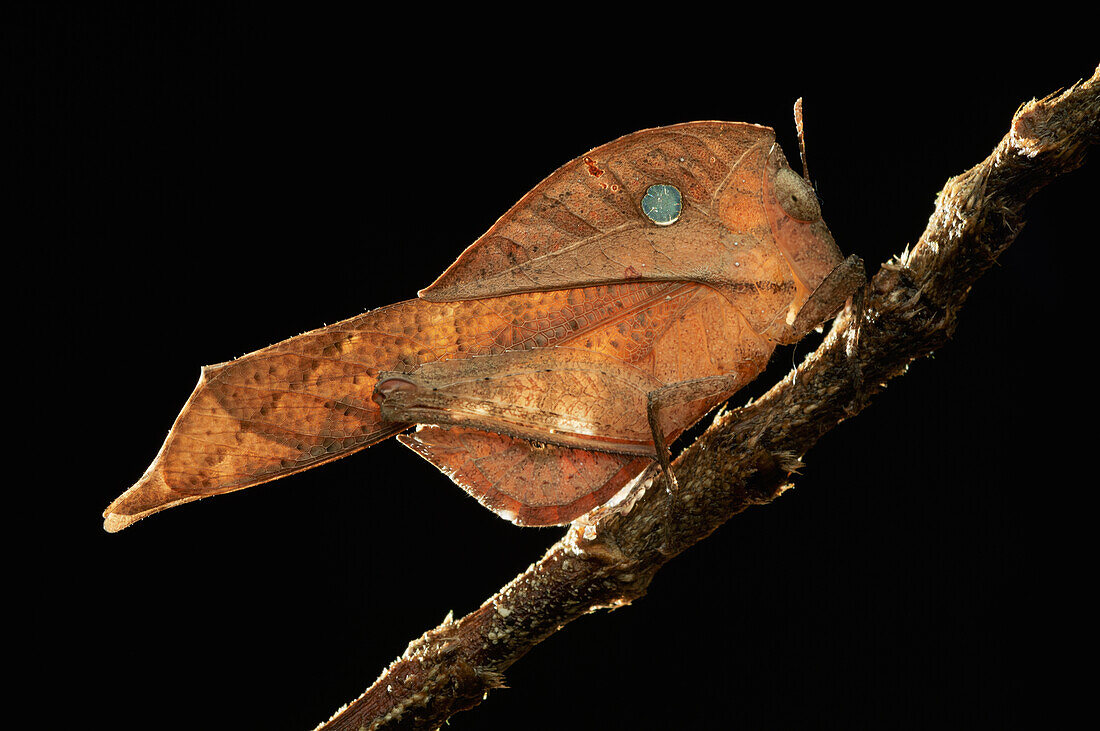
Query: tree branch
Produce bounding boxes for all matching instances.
[316,66,1099,731]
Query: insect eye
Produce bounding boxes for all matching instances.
[773,167,821,222]
[641,184,682,226]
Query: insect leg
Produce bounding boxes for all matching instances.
[645,374,744,489]
[770,254,866,344]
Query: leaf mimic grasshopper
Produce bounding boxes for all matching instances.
[105,121,863,532]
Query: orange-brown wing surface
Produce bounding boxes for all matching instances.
[105,280,761,531]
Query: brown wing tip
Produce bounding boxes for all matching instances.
[102,470,195,533]
[102,510,140,533]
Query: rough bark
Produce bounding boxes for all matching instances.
[316,66,1099,731]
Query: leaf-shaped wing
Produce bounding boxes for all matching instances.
[105,280,762,530]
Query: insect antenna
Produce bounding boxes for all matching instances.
[794,97,811,183]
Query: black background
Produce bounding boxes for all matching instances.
[18,8,1097,730]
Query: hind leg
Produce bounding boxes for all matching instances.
[645,375,744,489]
